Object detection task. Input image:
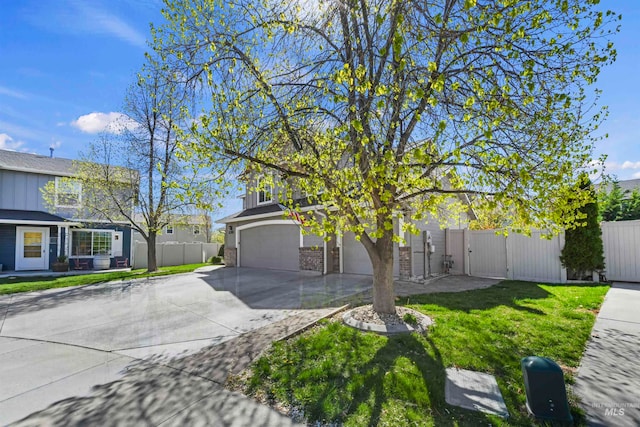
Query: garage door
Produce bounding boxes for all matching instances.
[342,232,400,276]
[239,224,300,271]
[342,232,374,275]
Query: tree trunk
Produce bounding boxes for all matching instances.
[147,232,158,273]
[371,231,396,315]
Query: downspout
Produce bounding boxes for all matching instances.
[315,211,328,275]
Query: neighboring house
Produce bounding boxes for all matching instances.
[217,174,474,278]
[0,149,133,271]
[597,178,640,196]
[132,213,212,244]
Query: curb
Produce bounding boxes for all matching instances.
[276,304,351,342]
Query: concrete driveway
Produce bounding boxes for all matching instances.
[0,267,371,426]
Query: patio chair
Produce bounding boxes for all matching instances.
[73,258,90,270]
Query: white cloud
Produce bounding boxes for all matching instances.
[621,161,640,170]
[71,112,138,134]
[604,160,640,172]
[23,1,147,49]
[634,172,640,179]
[0,133,25,151]
[0,86,28,99]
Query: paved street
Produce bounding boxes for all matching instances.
[0,267,371,426]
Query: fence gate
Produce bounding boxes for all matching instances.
[602,220,640,282]
[468,230,508,279]
[446,229,466,274]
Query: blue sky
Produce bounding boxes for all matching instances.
[1,0,639,220]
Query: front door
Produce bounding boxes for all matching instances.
[16,227,50,270]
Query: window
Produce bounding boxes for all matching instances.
[55,177,82,208]
[193,225,200,235]
[71,230,112,256]
[165,225,174,234]
[257,179,273,205]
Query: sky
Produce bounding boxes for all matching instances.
[1,0,640,220]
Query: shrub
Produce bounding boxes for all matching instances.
[402,312,418,325]
[560,175,605,280]
[218,244,225,257]
[209,256,222,264]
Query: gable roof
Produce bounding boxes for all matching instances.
[0,149,76,177]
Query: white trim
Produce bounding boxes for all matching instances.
[0,219,79,226]
[235,219,302,267]
[256,178,273,205]
[73,218,132,225]
[0,165,76,177]
[57,226,61,257]
[54,177,82,208]
[218,204,324,224]
[337,232,343,273]
[70,228,115,257]
[314,211,328,275]
[15,226,50,271]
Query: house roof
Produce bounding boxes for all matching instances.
[0,209,80,226]
[597,178,640,197]
[217,197,320,224]
[0,149,76,177]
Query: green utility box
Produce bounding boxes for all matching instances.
[521,356,573,423]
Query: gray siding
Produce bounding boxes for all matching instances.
[0,170,52,212]
[409,217,446,276]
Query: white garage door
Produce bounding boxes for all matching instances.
[239,224,300,271]
[342,232,373,275]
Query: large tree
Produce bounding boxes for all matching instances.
[154,0,618,314]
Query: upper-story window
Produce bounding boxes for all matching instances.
[193,225,201,235]
[165,225,174,234]
[55,177,82,208]
[257,179,273,205]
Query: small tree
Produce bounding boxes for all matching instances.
[599,180,625,221]
[43,58,217,272]
[560,176,605,280]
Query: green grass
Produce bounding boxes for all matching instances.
[0,263,210,295]
[241,281,608,426]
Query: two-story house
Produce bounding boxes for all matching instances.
[0,149,133,272]
[132,213,212,244]
[217,174,474,278]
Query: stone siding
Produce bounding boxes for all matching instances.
[299,247,323,272]
[399,246,412,280]
[224,247,237,267]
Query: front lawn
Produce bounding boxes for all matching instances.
[237,281,608,426]
[0,263,211,295]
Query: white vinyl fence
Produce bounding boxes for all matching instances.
[601,220,640,282]
[133,242,220,269]
[447,229,567,283]
[447,221,640,283]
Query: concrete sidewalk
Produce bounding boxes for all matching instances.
[574,283,640,426]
